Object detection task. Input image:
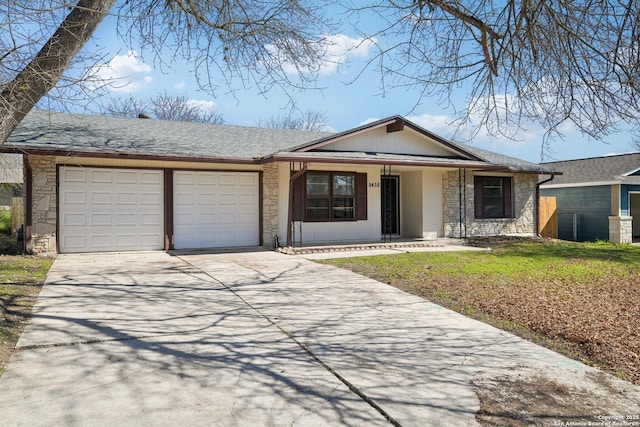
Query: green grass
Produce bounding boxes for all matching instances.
[0,251,53,375]
[322,239,640,385]
[0,210,10,235]
[333,240,640,282]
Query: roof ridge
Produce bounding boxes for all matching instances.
[541,151,640,164]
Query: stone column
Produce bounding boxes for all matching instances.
[609,216,633,244]
[30,156,57,254]
[262,163,279,248]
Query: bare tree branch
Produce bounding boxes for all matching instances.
[349,1,640,157]
[257,109,328,131]
[0,0,115,143]
[104,92,224,124]
[0,1,334,144]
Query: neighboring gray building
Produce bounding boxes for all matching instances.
[540,153,640,243]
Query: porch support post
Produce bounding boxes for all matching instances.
[286,162,308,247]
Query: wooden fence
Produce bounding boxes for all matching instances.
[539,196,557,239]
[11,197,23,237]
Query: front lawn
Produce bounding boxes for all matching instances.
[323,238,640,385]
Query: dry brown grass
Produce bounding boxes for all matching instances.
[324,237,640,385]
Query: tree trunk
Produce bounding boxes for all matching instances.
[0,0,115,144]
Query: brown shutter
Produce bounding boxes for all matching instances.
[503,177,513,218]
[474,175,483,219]
[291,171,305,221]
[355,173,367,220]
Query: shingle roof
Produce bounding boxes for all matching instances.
[1,110,555,174]
[541,153,640,185]
[448,143,557,174]
[5,110,330,161]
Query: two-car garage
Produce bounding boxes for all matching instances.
[58,167,260,253]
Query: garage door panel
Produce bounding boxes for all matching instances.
[116,213,136,226]
[141,213,162,226]
[91,170,113,183]
[174,171,259,249]
[198,174,217,185]
[116,235,137,247]
[116,171,137,184]
[63,168,86,182]
[90,234,112,249]
[63,191,85,204]
[238,194,257,204]
[238,174,258,185]
[63,213,85,226]
[62,235,85,250]
[91,192,112,204]
[91,213,112,226]
[142,193,162,205]
[116,192,137,204]
[59,167,164,253]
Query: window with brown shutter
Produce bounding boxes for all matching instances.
[291,171,367,222]
[474,176,513,219]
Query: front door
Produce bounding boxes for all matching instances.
[381,176,400,235]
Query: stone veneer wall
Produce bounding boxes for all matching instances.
[608,216,632,244]
[262,163,279,248]
[29,155,57,254]
[443,171,536,238]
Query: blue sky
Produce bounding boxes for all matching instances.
[82,9,639,164]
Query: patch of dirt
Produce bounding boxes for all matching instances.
[0,234,22,255]
[0,283,41,375]
[0,237,50,376]
[474,367,640,426]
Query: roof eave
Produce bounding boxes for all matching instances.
[0,146,259,164]
[266,154,505,170]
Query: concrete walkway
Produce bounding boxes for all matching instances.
[1,250,639,426]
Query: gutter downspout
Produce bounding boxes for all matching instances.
[23,154,33,254]
[286,162,308,247]
[536,174,556,236]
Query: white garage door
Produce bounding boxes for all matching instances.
[174,171,259,249]
[59,167,164,253]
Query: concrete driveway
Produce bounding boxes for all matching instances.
[1,250,639,426]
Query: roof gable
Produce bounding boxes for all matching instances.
[287,116,482,161]
[306,124,468,158]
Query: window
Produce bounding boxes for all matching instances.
[292,171,367,222]
[305,174,330,220]
[474,176,513,219]
[305,173,355,220]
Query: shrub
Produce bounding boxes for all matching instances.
[0,210,11,235]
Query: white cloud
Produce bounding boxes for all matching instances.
[406,113,456,139]
[90,50,153,92]
[174,80,186,90]
[316,34,376,75]
[185,99,217,113]
[358,117,380,126]
[272,34,377,77]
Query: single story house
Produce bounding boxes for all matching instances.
[0,110,558,254]
[540,153,640,243]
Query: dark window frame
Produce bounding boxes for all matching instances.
[292,171,367,222]
[305,172,356,222]
[474,176,514,219]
